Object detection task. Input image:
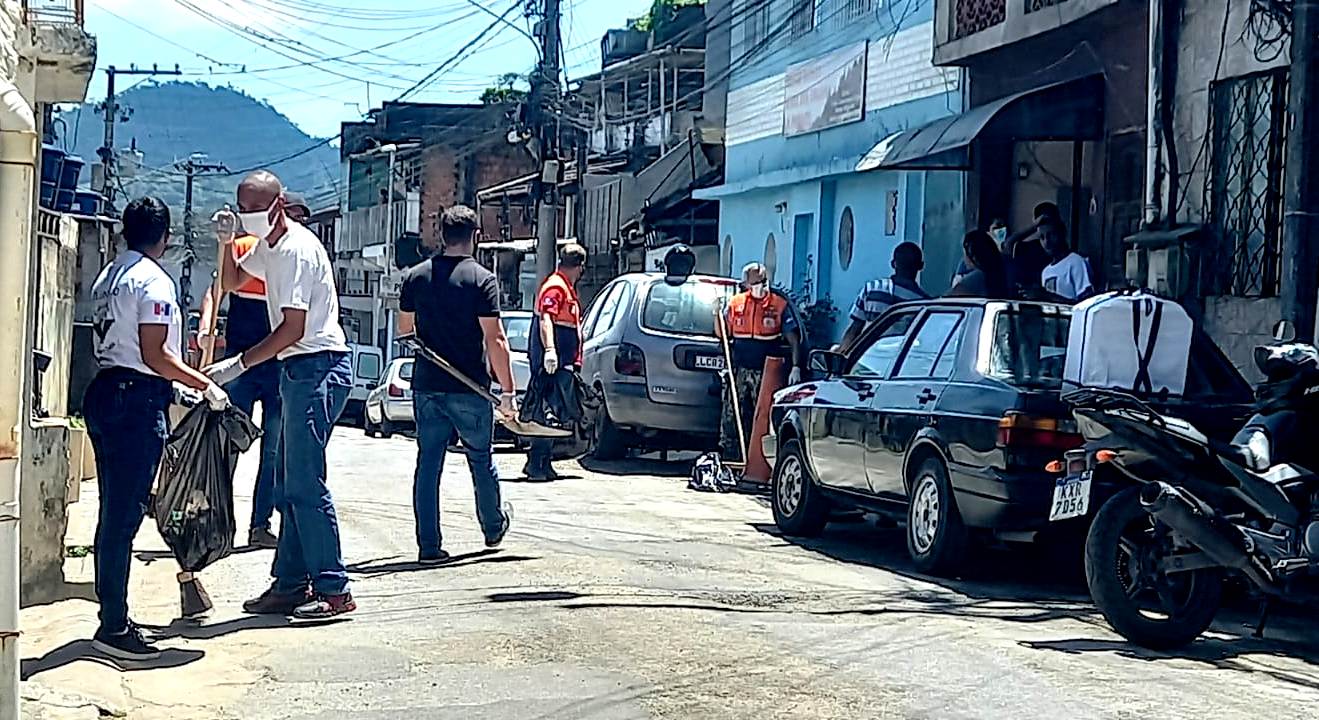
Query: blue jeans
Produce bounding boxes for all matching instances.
[225,357,281,531]
[528,438,553,475]
[413,391,504,553]
[84,368,172,635]
[271,351,351,596]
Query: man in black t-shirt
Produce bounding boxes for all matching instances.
[398,205,516,564]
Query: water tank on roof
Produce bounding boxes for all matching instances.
[602,29,648,66]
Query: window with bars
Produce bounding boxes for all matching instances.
[1024,0,1069,13]
[1208,69,1289,298]
[955,0,1005,39]
[739,0,772,55]
[791,0,816,38]
[816,0,874,28]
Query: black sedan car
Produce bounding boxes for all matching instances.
[763,298,1253,575]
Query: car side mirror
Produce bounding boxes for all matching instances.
[1273,320,1297,342]
[809,349,846,377]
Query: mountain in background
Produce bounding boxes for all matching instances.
[55,81,343,309]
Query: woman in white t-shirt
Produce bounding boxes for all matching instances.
[84,197,228,661]
[1040,219,1094,302]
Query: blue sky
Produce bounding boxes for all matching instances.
[85,0,651,138]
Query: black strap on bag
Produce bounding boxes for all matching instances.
[1131,297,1164,394]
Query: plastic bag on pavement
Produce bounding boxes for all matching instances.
[689,452,737,492]
[154,403,260,572]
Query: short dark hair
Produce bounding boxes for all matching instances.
[893,241,923,267]
[122,197,171,251]
[440,205,479,246]
[559,243,587,269]
[1033,202,1060,221]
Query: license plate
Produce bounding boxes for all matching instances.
[1049,471,1092,522]
[694,355,724,370]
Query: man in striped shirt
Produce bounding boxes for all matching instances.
[838,242,930,350]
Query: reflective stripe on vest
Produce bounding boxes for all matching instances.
[727,291,786,340]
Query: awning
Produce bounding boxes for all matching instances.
[857,74,1106,172]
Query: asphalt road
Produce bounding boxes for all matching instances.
[20,427,1319,719]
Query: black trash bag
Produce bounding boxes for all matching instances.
[154,404,260,572]
[519,369,585,430]
[549,373,602,461]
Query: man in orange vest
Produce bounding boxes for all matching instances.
[525,243,587,480]
[716,262,802,463]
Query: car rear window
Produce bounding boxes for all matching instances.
[642,279,736,336]
[984,305,1070,389]
[399,360,414,381]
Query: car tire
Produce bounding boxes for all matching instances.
[1085,487,1222,650]
[380,417,395,440]
[905,457,969,576]
[591,395,627,461]
[363,410,378,438]
[771,438,829,537]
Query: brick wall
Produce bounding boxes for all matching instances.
[418,140,535,247]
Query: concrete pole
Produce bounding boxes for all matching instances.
[384,146,397,364]
[534,0,563,285]
[1282,0,1319,341]
[0,76,38,720]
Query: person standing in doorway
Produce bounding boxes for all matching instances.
[716,263,802,463]
[1040,219,1094,301]
[85,197,230,659]
[208,170,356,619]
[1003,202,1059,294]
[948,230,1009,299]
[525,243,588,480]
[398,205,515,563]
[838,242,930,351]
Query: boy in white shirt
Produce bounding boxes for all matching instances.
[208,170,355,619]
[1040,219,1094,302]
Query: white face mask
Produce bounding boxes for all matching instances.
[991,227,1007,244]
[238,205,277,240]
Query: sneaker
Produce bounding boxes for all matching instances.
[92,625,161,661]
[242,584,312,615]
[293,592,357,619]
[485,504,513,548]
[418,549,452,565]
[248,527,279,549]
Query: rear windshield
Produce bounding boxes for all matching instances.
[504,315,532,353]
[642,279,736,337]
[984,306,1070,389]
[399,360,414,381]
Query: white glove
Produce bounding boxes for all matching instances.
[788,367,802,385]
[172,382,204,407]
[203,383,230,411]
[543,353,559,375]
[204,355,247,387]
[498,393,518,419]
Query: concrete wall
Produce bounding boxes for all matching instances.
[1,0,18,80]
[19,421,70,606]
[1203,296,1283,383]
[34,214,77,418]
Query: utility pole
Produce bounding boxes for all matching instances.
[532,0,563,284]
[175,155,229,310]
[96,65,182,206]
[1282,0,1319,341]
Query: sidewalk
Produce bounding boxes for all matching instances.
[19,479,270,719]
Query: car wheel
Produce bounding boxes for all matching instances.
[591,394,627,461]
[363,407,378,437]
[905,456,969,576]
[771,438,829,537]
[380,416,395,440]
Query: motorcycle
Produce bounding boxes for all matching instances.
[1055,324,1319,649]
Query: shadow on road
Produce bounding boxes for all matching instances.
[579,455,693,478]
[21,641,205,680]
[347,549,537,577]
[134,544,263,565]
[140,614,347,641]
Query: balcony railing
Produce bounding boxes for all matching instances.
[955,0,1006,39]
[21,0,85,26]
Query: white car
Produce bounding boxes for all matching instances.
[364,357,413,438]
[502,310,533,394]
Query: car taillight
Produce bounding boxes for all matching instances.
[998,413,1082,450]
[615,343,646,377]
[388,384,405,398]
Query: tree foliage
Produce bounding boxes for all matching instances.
[481,72,529,105]
[628,0,704,34]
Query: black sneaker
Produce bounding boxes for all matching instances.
[92,625,161,661]
[243,584,312,615]
[485,504,513,548]
[248,527,278,549]
[418,549,452,566]
[293,592,357,619]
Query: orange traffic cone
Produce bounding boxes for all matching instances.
[742,356,788,485]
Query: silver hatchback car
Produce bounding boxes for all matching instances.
[580,272,738,459]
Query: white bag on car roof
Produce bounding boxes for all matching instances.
[1064,290,1192,397]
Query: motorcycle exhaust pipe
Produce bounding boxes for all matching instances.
[1139,482,1279,592]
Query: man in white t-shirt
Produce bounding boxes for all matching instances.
[1040,219,1094,302]
[85,196,228,660]
[206,170,355,620]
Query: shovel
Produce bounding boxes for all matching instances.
[400,335,571,438]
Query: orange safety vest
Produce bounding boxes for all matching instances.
[727,291,788,340]
[231,234,266,299]
[535,270,581,328]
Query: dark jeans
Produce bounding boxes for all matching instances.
[271,351,351,596]
[84,368,172,635]
[527,438,553,475]
[413,391,504,553]
[225,355,281,531]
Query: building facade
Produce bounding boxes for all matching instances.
[696,0,964,344]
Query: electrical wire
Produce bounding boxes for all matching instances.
[394,3,524,101]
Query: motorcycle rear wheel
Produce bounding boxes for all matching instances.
[1085,487,1223,650]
